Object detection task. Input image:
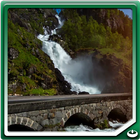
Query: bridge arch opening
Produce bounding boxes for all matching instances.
[64,113,92,128]
[108,108,127,123]
[8,124,35,131]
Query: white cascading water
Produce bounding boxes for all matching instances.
[37,15,100,94]
[64,121,123,132]
[37,14,124,131]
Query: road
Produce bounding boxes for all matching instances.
[8,93,132,104]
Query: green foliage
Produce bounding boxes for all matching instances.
[107,10,110,18]
[8,29,16,46]
[8,8,132,95]
[8,89,13,94]
[59,10,132,68]
[10,67,19,76]
[99,48,132,68]
[44,123,61,128]
[102,120,109,128]
[61,11,132,51]
[18,76,36,89]
[30,19,44,34]
[8,9,58,96]
[23,88,57,96]
[96,119,109,129]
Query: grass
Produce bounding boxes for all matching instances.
[10,67,19,76]
[18,76,36,89]
[23,88,57,96]
[96,119,109,129]
[98,48,132,70]
[8,9,58,96]
[74,46,132,70]
[44,123,61,128]
[102,119,109,128]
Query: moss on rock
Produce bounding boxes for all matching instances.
[8,9,59,96]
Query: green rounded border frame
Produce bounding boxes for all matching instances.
[1,1,140,139]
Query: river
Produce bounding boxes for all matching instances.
[64,121,123,132]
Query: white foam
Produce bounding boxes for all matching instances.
[64,124,115,132]
[37,14,100,94]
[109,121,124,128]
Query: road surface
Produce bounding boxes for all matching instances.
[8,93,132,104]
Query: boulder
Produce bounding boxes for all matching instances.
[49,34,61,42]
[44,16,59,33]
[78,91,89,95]
[8,48,19,60]
[8,82,18,93]
[91,117,110,129]
[55,68,72,95]
[55,68,64,82]
[71,91,77,95]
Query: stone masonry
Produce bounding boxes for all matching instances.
[8,99,132,131]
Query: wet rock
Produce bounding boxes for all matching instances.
[55,68,72,95]
[78,91,89,95]
[44,16,59,33]
[91,117,110,129]
[49,34,61,42]
[71,91,77,95]
[55,68,64,82]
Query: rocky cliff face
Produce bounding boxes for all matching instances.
[60,8,132,39]
[58,8,132,94]
[77,9,123,30]
[91,50,132,93]
[9,9,59,35]
[76,8,132,39]
[8,9,71,96]
[47,33,132,94]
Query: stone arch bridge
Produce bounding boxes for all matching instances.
[8,93,132,131]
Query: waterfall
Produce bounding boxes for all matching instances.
[37,15,101,94]
[37,14,125,132]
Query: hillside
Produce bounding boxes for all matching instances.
[8,9,72,96]
[8,8,132,95]
[60,8,132,39]
[57,9,132,93]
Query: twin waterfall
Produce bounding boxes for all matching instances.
[37,15,100,95]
